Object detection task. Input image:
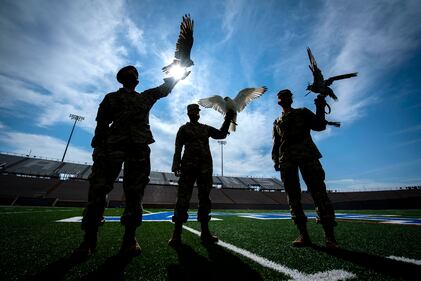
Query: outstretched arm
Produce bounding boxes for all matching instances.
[143,71,191,102]
[311,96,327,131]
[209,110,235,139]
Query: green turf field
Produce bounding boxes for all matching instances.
[0,207,420,281]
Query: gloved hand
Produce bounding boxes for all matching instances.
[274,163,280,172]
[314,95,327,109]
[225,109,236,121]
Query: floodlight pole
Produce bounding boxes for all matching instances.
[62,114,84,162]
[217,140,227,176]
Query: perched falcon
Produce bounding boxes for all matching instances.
[198,87,267,132]
[162,14,194,77]
[306,47,357,101]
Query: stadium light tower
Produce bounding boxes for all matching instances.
[62,114,84,162]
[217,140,227,176]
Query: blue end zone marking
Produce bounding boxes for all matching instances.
[58,212,421,226]
[103,212,208,222]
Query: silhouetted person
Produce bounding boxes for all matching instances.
[72,65,188,260]
[272,89,338,248]
[168,104,234,246]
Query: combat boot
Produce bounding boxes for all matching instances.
[119,226,141,257]
[200,221,218,245]
[323,223,339,249]
[292,222,311,247]
[168,222,183,247]
[71,228,98,261]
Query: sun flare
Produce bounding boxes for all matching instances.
[168,64,187,80]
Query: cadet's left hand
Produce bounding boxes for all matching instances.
[225,109,236,121]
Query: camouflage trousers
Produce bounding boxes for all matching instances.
[81,144,150,230]
[172,161,213,223]
[279,158,336,226]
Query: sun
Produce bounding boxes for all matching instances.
[168,64,187,80]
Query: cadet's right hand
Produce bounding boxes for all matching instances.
[172,164,181,177]
[274,163,280,172]
[174,169,181,177]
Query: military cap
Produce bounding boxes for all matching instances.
[116,65,138,84]
[187,104,200,113]
[277,89,293,98]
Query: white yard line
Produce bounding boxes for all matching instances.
[387,255,421,265]
[182,225,355,281]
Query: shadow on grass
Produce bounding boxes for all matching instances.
[167,243,263,281]
[311,244,421,281]
[80,254,133,281]
[22,255,79,281]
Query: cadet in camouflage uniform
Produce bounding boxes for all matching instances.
[73,65,188,259]
[272,89,338,248]
[168,104,234,246]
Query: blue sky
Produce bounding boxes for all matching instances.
[1,0,420,190]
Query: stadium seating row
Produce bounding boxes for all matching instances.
[0,153,283,190]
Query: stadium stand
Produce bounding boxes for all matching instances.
[163,172,179,185]
[217,176,248,189]
[47,179,88,202]
[7,158,62,176]
[0,153,29,169]
[143,185,177,207]
[253,178,284,190]
[1,153,421,210]
[53,162,89,178]
[149,171,167,185]
[79,166,92,179]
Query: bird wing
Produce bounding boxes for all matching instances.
[233,87,267,112]
[198,95,227,114]
[325,72,358,86]
[175,14,194,64]
[162,15,194,73]
[307,47,324,84]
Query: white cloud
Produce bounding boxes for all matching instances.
[0,131,92,164]
[311,1,421,125]
[0,0,146,131]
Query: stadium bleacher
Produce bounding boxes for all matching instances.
[1,153,420,210]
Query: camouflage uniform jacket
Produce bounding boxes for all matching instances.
[172,119,230,169]
[272,107,326,164]
[91,79,176,148]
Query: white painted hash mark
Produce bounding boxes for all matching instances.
[387,255,421,265]
[182,225,356,281]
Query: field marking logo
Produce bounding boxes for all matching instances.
[56,211,222,222]
[57,211,421,225]
[224,212,421,226]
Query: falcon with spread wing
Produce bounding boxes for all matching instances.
[198,87,267,132]
[162,14,194,79]
[306,47,357,101]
